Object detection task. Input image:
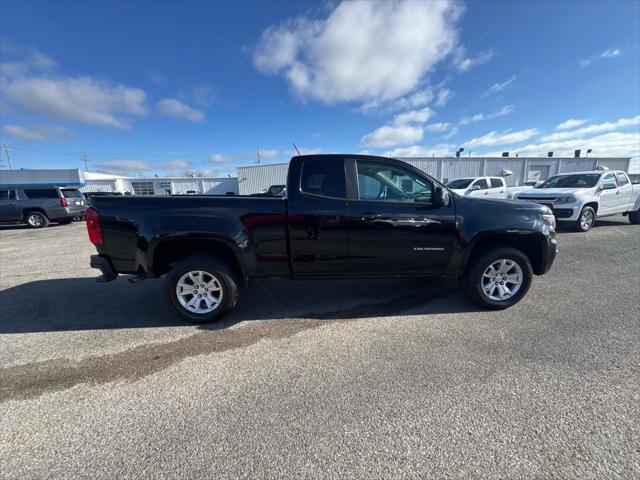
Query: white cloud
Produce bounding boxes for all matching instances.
[460,105,513,125]
[393,107,435,126]
[434,87,454,107]
[481,74,516,98]
[0,47,56,77]
[454,48,494,72]
[385,143,455,158]
[209,153,235,163]
[556,118,589,130]
[157,98,205,122]
[580,48,622,67]
[253,0,462,105]
[361,105,436,148]
[96,160,152,173]
[3,76,147,129]
[424,122,452,132]
[541,115,639,142]
[465,128,539,147]
[361,124,424,148]
[182,84,216,107]
[2,124,74,142]
[497,131,639,167]
[601,48,621,58]
[259,149,279,159]
[157,159,190,170]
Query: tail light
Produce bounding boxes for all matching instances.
[60,197,68,208]
[86,208,103,245]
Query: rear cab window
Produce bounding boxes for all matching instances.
[615,172,629,186]
[0,189,16,200]
[490,178,504,188]
[300,158,346,199]
[22,188,60,199]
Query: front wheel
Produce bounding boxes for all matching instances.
[574,206,596,232]
[461,247,533,310]
[164,256,239,323]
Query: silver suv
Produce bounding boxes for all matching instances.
[0,187,87,228]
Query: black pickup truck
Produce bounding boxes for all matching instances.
[87,154,557,322]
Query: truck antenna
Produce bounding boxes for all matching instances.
[292,142,301,156]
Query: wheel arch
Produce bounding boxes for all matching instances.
[464,231,547,275]
[151,237,245,280]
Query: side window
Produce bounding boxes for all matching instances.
[601,173,617,187]
[490,178,504,188]
[22,188,59,199]
[473,179,489,190]
[615,172,629,186]
[356,160,433,202]
[300,158,346,199]
[0,189,15,200]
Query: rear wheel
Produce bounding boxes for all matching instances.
[574,206,596,232]
[461,246,533,310]
[164,256,239,323]
[24,211,50,228]
[629,210,640,225]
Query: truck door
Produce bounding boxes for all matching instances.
[287,156,349,275]
[489,178,507,198]
[346,159,457,274]
[0,189,20,221]
[614,172,633,212]
[468,178,490,198]
[598,172,619,215]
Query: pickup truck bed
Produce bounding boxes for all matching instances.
[88,154,559,322]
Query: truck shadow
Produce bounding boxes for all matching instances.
[0,276,476,334]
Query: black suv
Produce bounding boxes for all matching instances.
[0,186,87,228]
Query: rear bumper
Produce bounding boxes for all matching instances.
[90,255,117,282]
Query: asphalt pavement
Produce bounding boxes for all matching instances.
[1,218,639,479]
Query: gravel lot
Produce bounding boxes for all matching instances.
[1,219,639,479]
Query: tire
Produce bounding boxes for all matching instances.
[24,211,50,228]
[461,246,533,310]
[164,255,239,323]
[629,210,640,225]
[574,206,596,232]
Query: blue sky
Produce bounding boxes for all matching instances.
[1,0,639,176]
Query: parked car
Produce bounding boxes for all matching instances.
[250,184,287,197]
[514,170,640,231]
[0,186,87,228]
[446,176,509,198]
[87,154,557,322]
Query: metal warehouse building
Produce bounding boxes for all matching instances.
[237,156,631,195]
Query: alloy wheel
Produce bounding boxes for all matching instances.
[480,259,523,301]
[175,270,223,314]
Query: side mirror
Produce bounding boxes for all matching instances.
[432,187,447,207]
[601,183,616,190]
[469,185,481,191]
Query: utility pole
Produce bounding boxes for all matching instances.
[256,147,260,165]
[2,144,14,170]
[80,154,90,171]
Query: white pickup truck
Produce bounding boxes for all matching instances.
[514,170,640,231]
[446,176,510,198]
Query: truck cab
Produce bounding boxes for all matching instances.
[446,176,508,199]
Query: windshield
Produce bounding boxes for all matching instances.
[446,179,474,189]
[537,174,600,189]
